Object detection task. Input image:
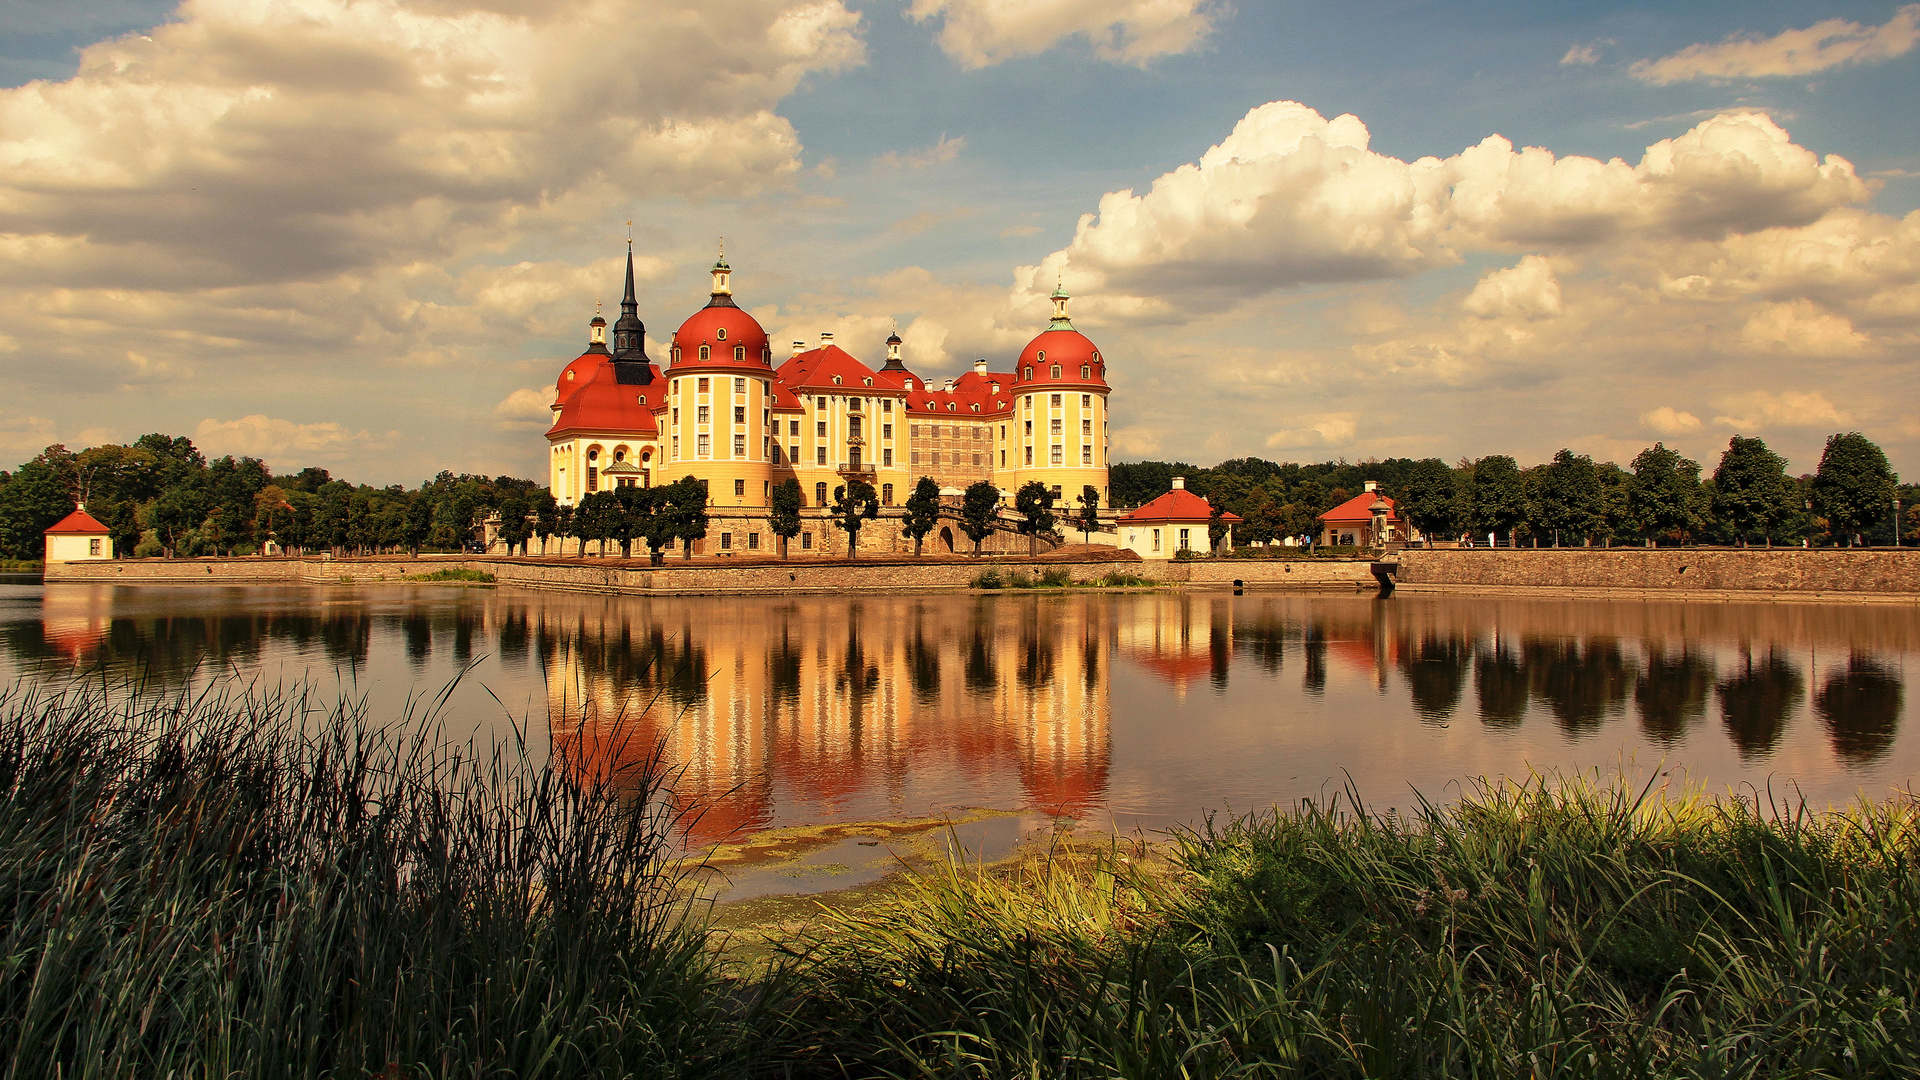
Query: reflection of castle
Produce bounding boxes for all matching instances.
[545,595,1113,840]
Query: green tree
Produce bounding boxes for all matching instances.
[1465,456,1526,545]
[1530,449,1605,546]
[660,476,710,559]
[574,490,621,556]
[0,446,79,559]
[1628,443,1709,545]
[1711,436,1798,546]
[1077,485,1101,543]
[1013,481,1056,556]
[767,478,804,559]
[1397,458,1458,546]
[960,481,999,555]
[1207,500,1229,552]
[531,491,559,555]
[1811,431,1896,546]
[900,476,941,556]
[401,493,435,556]
[832,478,881,559]
[497,494,533,555]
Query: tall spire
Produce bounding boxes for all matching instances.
[610,232,652,381]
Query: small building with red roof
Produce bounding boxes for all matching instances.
[1112,478,1240,559]
[1316,482,1414,547]
[44,506,112,562]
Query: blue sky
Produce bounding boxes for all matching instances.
[2,0,1916,483]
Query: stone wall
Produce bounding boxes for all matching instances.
[45,553,1381,595]
[1392,548,1920,602]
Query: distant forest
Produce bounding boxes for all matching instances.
[0,431,1911,560]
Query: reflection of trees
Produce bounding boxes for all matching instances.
[1716,652,1803,761]
[1235,612,1285,676]
[966,603,997,696]
[403,613,431,667]
[1635,647,1712,746]
[1525,637,1628,735]
[1397,632,1469,723]
[1016,606,1054,691]
[1814,656,1903,766]
[497,608,530,667]
[1210,604,1231,692]
[1474,639,1528,727]
[1301,630,1326,696]
[906,610,941,705]
[7,611,374,685]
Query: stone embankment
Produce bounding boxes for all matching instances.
[43,551,1379,596]
[1390,548,1920,603]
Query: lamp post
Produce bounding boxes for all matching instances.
[1896,495,1903,549]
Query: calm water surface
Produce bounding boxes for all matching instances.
[2,581,1914,839]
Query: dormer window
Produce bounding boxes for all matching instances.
[1051,364,1061,379]
[1024,367,1032,380]
[734,345,745,361]
[638,395,646,404]
[716,327,727,341]
[970,404,979,413]
[863,377,872,386]
[1081,365,1090,378]
[1037,351,1046,361]
[990,381,999,393]
[699,345,710,360]
[832,375,842,385]
[567,371,575,381]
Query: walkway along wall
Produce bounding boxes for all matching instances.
[1390,548,1920,603]
[44,554,1379,595]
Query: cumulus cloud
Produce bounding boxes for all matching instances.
[1463,256,1562,320]
[1631,5,1920,84]
[493,387,557,429]
[0,414,60,462]
[1560,43,1601,66]
[875,135,966,170]
[906,0,1219,69]
[1011,103,1867,323]
[195,415,399,467]
[1640,407,1704,436]
[1739,299,1875,356]
[1264,413,1358,450]
[1711,390,1850,431]
[0,0,867,290]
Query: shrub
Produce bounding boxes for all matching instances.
[405,567,496,583]
[970,569,1004,589]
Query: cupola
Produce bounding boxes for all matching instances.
[880,328,908,372]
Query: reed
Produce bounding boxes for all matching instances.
[771,774,1920,1078]
[0,678,745,1079]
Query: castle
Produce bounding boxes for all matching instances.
[545,246,1112,554]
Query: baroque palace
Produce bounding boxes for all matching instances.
[546,246,1111,554]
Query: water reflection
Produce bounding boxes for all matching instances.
[2,585,1914,837]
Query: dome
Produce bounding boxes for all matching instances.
[555,349,609,406]
[671,305,771,368]
[1014,329,1108,390]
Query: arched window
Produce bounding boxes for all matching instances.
[734,345,745,361]
[1024,367,1032,380]
[699,344,710,360]
[1051,364,1061,379]
[832,376,842,385]
[1081,365,1090,378]
[716,327,727,340]
[671,347,680,362]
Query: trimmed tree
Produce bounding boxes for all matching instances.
[1712,435,1797,546]
[1397,457,1458,546]
[901,476,940,556]
[1530,449,1605,546]
[1627,442,1709,545]
[496,494,532,555]
[832,478,881,558]
[1013,481,1056,556]
[1077,485,1101,543]
[661,476,710,559]
[767,477,803,559]
[611,485,655,558]
[1465,455,1526,546]
[1811,431,1896,546]
[532,491,558,554]
[574,490,621,556]
[960,481,999,555]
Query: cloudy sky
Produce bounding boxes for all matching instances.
[3,0,1917,484]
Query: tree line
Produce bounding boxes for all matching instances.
[1116,432,1912,548]
[0,435,542,560]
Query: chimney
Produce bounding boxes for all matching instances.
[973,358,988,374]
[820,331,834,349]
[1364,480,1377,492]
[942,378,955,391]
[791,340,805,357]
[1171,477,1186,490]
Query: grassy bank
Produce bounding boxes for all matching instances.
[972,568,1159,589]
[2,683,1915,1077]
[403,566,497,583]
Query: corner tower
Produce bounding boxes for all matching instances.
[1004,285,1110,508]
[662,254,778,507]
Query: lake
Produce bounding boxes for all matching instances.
[3,580,1914,842]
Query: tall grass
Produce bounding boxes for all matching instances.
[0,679,743,1079]
[773,775,1920,1078]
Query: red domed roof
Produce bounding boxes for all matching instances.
[556,349,609,406]
[1014,328,1108,390]
[671,303,771,370]
[548,361,662,438]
